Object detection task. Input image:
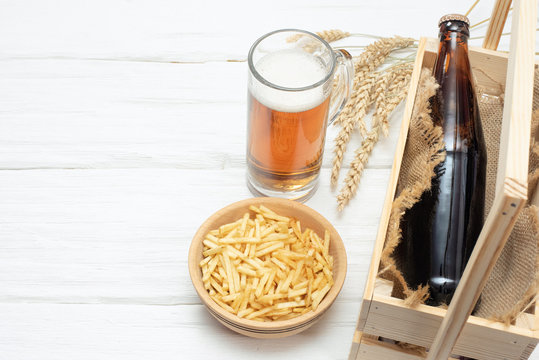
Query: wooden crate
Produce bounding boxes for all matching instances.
[349,1,538,359]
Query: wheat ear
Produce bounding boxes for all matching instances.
[337,65,413,210]
[331,73,377,186]
[330,37,415,187]
[316,30,351,43]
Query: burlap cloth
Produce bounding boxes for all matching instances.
[380,68,539,323]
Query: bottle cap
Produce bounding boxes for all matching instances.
[438,14,470,27]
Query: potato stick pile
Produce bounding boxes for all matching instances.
[199,205,334,321]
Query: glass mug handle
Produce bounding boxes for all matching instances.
[327,49,354,125]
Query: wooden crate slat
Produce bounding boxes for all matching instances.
[483,0,513,50]
[365,294,535,359]
[353,332,426,360]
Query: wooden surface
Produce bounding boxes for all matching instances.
[1,1,538,359]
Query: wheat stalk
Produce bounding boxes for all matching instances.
[333,36,415,132]
[286,29,351,45]
[337,64,413,210]
[316,30,351,43]
[330,36,415,191]
[333,37,415,130]
[381,64,414,135]
[290,30,387,44]
[331,73,377,186]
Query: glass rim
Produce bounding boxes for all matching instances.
[247,28,336,92]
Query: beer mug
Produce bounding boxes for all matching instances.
[246,29,354,201]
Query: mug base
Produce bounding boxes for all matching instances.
[246,172,319,203]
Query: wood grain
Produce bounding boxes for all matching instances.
[354,333,428,360]
[1,0,538,359]
[0,302,360,360]
[483,0,513,50]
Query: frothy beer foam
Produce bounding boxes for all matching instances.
[251,49,329,113]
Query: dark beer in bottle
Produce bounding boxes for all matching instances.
[398,14,487,306]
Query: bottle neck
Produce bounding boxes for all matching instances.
[438,21,470,43]
[434,21,471,83]
[432,20,477,151]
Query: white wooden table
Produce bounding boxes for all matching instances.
[1,0,536,359]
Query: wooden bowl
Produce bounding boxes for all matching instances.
[188,197,347,338]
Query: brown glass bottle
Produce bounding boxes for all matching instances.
[397,14,486,306]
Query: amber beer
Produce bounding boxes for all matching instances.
[398,14,487,306]
[247,93,330,192]
[246,47,332,199]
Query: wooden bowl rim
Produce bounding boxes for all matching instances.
[188,197,347,332]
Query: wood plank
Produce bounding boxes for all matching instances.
[0,167,390,303]
[364,293,535,360]
[483,0,513,50]
[495,0,537,195]
[0,303,358,360]
[355,334,427,360]
[359,37,429,314]
[0,59,405,170]
[469,46,509,94]
[349,330,363,360]
[0,0,492,61]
